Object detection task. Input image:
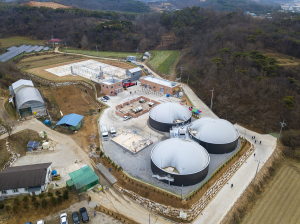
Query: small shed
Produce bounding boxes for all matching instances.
[126,67,142,81]
[127,56,137,61]
[56,113,83,130]
[67,165,99,193]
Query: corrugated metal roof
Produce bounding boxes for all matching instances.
[151,139,209,175]
[12,79,34,90]
[69,165,99,189]
[15,87,45,110]
[149,102,191,123]
[189,117,239,144]
[0,163,51,191]
[141,76,179,88]
[56,113,83,127]
[128,67,142,73]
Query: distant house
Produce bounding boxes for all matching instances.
[127,56,137,61]
[11,79,47,117]
[0,163,52,198]
[126,67,142,81]
[46,38,62,45]
[56,113,84,131]
[101,78,123,95]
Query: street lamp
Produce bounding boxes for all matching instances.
[96,45,98,57]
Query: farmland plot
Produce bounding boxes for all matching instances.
[59,48,142,59]
[242,161,300,224]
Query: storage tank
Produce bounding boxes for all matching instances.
[188,117,239,154]
[149,102,191,132]
[151,138,210,186]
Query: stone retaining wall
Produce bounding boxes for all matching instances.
[116,144,254,222]
[21,71,93,90]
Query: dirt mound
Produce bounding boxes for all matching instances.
[22,1,71,9]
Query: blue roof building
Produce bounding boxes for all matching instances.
[56,113,84,130]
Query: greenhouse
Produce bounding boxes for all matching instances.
[67,165,99,193]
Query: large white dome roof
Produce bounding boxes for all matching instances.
[149,103,191,124]
[151,139,209,175]
[189,117,239,144]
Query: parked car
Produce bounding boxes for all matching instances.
[79,207,89,223]
[37,220,44,224]
[138,65,144,68]
[72,211,80,224]
[60,213,68,224]
[100,97,107,102]
[103,95,110,100]
[25,222,32,224]
[145,68,148,72]
[123,115,132,121]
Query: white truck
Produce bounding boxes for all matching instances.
[101,125,109,141]
[110,126,117,137]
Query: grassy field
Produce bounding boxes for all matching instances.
[149,50,179,75]
[0,37,45,48]
[264,50,300,67]
[4,99,18,120]
[242,160,300,224]
[59,48,142,60]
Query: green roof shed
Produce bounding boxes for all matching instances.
[68,165,99,193]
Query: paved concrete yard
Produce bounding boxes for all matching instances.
[104,136,241,195]
[112,130,153,153]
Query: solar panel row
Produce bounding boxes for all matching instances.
[0,45,51,62]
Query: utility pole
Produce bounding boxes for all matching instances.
[65,42,67,55]
[187,73,191,85]
[253,159,261,183]
[278,120,286,140]
[136,47,138,57]
[210,88,214,110]
[51,31,54,49]
[96,45,98,57]
[180,66,183,83]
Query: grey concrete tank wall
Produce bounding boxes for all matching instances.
[151,160,209,186]
[149,116,191,132]
[188,133,239,154]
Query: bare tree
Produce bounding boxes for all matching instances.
[2,122,15,137]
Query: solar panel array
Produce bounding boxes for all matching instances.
[27,141,40,148]
[0,45,51,62]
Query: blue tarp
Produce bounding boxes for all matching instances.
[56,113,83,127]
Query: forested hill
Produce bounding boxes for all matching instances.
[17,0,150,13]
[0,5,300,147]
[172,0,280,13]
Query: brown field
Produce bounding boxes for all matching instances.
[42,85,103,153]
[264,50,300,67]
[0,130,40,170]
[242,159,300,224]
[22,1,71,9]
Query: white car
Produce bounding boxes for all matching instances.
[100,97,107,102]
[123,115,132,121]
[60,213,68,224]
[37,220,44,224]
